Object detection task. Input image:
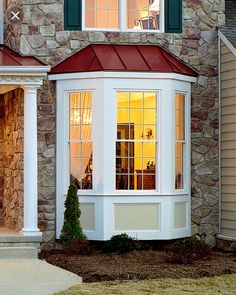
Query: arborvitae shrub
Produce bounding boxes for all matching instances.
[103,233,135,254]
[60,181,86,244]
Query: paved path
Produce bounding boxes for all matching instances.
[0,259,82,295]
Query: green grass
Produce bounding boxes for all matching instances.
[56,274,236,295]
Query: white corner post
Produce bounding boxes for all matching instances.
[21,85,41,236]
[0,0,3,44]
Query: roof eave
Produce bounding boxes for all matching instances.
[49,71,197,83]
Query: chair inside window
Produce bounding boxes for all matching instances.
[139,15,159,30]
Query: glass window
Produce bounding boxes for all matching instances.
[85,0,119,29]
[127,0,160,30]
[84,0,161,31]
[116,92,157,190]
[69,92,93,190]
[175,93,185,190]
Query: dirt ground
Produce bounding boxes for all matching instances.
[40,250,236,283]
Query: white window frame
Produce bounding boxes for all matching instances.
[0,0,3,43]
[82,0,165,33]
[68,91,94,191]
[115,90,160,192]
[174,92,187,192]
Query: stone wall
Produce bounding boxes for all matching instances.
[3,0,225,245]
[2,88,24,231]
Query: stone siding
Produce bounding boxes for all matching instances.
[3,0,225,246]
[1,88,24,231]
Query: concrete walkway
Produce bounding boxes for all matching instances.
[0,259,82,295]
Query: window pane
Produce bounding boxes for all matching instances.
[127,0,160,30]
[117,92,129,108]
[143,142,156,158]
[130,92,143,108]
[70,125,81,140]
[85,0,119,29]
[81,125,92,140]
[117,109,129,124]
[143,125,156,140]
[144,109,156,124]
[116,142,129,157]
[108,11,119,29]
[117,124,129,139]
[144,92,156,108]
[175,93,185,190]
[116,91,158,191]
[130,109,143,124]
[69,92,93,190]
[70,142,82,158]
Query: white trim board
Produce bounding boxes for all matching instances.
[49,71,197,83]
[218,30,236,57]
[0,0,3,44]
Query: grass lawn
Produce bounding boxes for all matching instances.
[56,274,236,295]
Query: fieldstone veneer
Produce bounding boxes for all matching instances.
[4,0,225,246]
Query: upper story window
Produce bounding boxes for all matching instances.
[64,0,183,33]
[85,0,161,31]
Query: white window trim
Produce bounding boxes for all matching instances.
[115,89,161,192]
[0,0,3,44]
[82,0,165,33]
[173,91,190,194]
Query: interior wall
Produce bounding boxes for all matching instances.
[1,88,24,230]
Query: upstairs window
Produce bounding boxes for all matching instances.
[64,0,182,33]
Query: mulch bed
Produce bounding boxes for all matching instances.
[40,249,236,283]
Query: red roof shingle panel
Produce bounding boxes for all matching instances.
[0,45,46,67]
[51,44,198,77]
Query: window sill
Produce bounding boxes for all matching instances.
[81,28,163,34]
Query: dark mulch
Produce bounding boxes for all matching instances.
[40,249,236,283]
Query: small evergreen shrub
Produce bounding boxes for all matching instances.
[60,181,86,245]
[164,236,210,264]
[103,233,136,254]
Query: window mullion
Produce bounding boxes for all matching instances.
[120,0,126,30]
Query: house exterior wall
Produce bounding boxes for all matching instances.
[3,0,225,246]
[220,40,236,239]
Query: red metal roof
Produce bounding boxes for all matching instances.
[0,45,46,67]
[51,44,198,77]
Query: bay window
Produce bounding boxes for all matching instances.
[51,49,195,240]
[64,0,182,33]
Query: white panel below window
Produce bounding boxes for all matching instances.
[114,203,160,231]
